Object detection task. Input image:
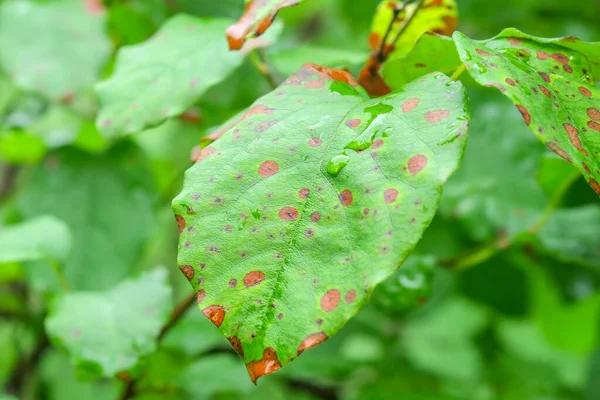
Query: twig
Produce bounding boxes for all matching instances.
[0,165,18,200]
[249,49,279,90]
[450,64,466,81]
[5,333,50,396]
[440,171,580,270]
[375,1,407,62]
[388,0,426,53]
[120,291,197,400]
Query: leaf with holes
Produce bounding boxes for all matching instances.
[359,0,458,96]
[453,29,600,196]
[95,15,244,139]
[0,0,111,101]
[226,0,305,50]
[45,269,172,379]
[172,64,469,382]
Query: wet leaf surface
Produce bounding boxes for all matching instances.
[95,15,244,139]
[173,64,469,381]
[226,0,306,50]
[453,29,600,196]
[45,269,172,379]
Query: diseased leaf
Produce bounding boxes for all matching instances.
[453,29,600,196]
[16,142,155,290]
[359,0,458,96]
[0,216,71,264]
[226,0,305,50]
[270,45,368,77]
[45,268,173,379]
[95,15,244,139]
[0,0,111,100]
[382,33,461,90]
[172,64,469,381]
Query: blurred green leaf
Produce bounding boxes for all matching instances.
[0,0,111,100]
[0,216,71,264]
[16,142,155,290]
[270,45,368,76]
[95,15,244,138]
[45,268,172,379]
[402,296,490,381]
[0,130,47,164]
[536,155,579,197]
[587,350,600,400]
[178,354,254,397]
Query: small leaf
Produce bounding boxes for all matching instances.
[173,64,469,381]
[382,33,461,90]
[0,216,71,264]
[226,0,305,50]
[0,0,111,100]
[95,15,244,139]
[359,0,458,96]
[453,29,600,196]
[45,268,173,379]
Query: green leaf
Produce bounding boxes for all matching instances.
[178,354,254,397]
[402,296,490,381]
[172,65,469,381]
[0,0,111,100]
[587,350,600,400]
[536,155,579,197]
[95,15,244,139]
[538,205,600,268]
[382,33,461,90]
[0,130,47,164]
[453,29,600,196]
[226,0,306,50]
[16,142,155,290]
[0,216,71,264]
[45,268,173,379]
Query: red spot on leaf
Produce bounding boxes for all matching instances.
[321,289,341,312]
[299,188,310,199]
[589,179,600,196]
[197,289,206,304]
[408,155,428,175]
[310,212,321,222]
[402,98,420,113]
[202,305,225,327]
[551,53,569,65]
[309,138,322,147]
[246,347,282,383]
[583,163,592,175]
[563,123,588,156]
[425,110,450,123]
[588,108,600,121]
[588,121,600,132]
[345,289,357,304]
[505,78,516,86]
[338,190,353,206]
[304,79,325,88]
[298,332,328,355]
[537,51,550,60]
[516,105,531,125]
[228,336,244,357]
[244,271,265,287]
[546,142,572,162]
[278,207,299,221]
[384,189,398,204]
[258,160,279,177]
[476,48,491,57]
[538,72,551,83]
[178,265,195,281]
[195,146,215,162]
[539,85,552,97]
[371,139,384,149]
[175,215,185,234]
[346,119,361,129]
[579,87,592,97]
[229,279,237,288]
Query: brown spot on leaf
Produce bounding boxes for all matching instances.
[539,85,552,97]
[563,64,573,74]
[202,305,225,327]
[304,79,325,88]
[175,215,185,234]
[538,72,551,83]
[408,155,428,175]
[195,146,215,162]
[246,347,282,384]
[546,142,572,162]
[579,87,592,97]
[178,265,195,281]
[583,162,592,175]
[298,332,328,355]
[384,189,398,204]
[402,98,420,113]
[278,207,299,221]
[321,289,341,312]
[229,279,237,288]
[588,121,600,132]
[425,110,450,123]
[588,108,600,121]
[310,212,321,222]
[309,138,322,147]
[551,53,569,65]
[516,105,531,125]
[371,139,384,149]
[563,123,588,155]
[244,271,265,287]
[299,188,310,199]
[258,160,279,177]
[197,289,206,304]
[228,336,244,357]
[589,179,600,196]
[505,78,516,86]
[345,289,357,304]
[338,190,353,206]
[476,48,491,57]
[537,51,550,60]
[346,119,361,129]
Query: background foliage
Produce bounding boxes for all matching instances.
[0,0,599,399]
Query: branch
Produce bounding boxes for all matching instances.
[374,1,407,62]
[249,49,279,90]
[5,333,50,396]
[0,165,18,200]
[387,0,426,58]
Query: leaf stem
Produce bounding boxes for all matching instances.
[120,290,197,400]
[388,0,426,53]
[450,64,466,81]
[249,49,279,90]
[49,259,72,292]
[375,1,407,62]
[440,171,580,271]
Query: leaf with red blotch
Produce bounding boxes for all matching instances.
[173,64,470,382]
[358,0,458,96]
[453,29,600,197]
[227,0,305,50]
